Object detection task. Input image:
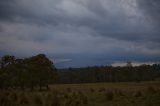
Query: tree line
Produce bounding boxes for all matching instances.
[1,54,160,90]
[58,64,160,84]
[0,54,58,90]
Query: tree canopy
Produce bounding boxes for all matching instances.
[0,54,58,90]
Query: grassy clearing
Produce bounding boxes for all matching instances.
[0,81,160,106]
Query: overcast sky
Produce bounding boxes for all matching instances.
[0,0,160,68]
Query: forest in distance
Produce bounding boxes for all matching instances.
[0,54,160,90]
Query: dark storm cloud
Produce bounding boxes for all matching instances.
[0,0,22,21]
[135,0,160,42]
[0,0,159,38]
[0,0,59,26]
[0,0,160,67]
[137,0,160,25]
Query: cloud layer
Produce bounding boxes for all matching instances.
[0,0,160,68]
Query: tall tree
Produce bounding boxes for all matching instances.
[24,54,57,90]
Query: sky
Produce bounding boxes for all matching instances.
[0,0,160,68]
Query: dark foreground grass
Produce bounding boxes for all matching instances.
[0,81,160,106]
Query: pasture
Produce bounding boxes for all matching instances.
[0,81,160,106]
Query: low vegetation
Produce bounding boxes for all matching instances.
[0,82,160,106]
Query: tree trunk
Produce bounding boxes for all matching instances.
[21,84,25,91]
[30,82,34,91]
[46,84,49,90]
[39,79,42,91]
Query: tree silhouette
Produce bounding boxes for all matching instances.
[0,54,58,90]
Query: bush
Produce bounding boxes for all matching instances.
[63,93,69,99]
[99,88,106,92]
[0,93,12,106]
[147,86,156,94]
[66,88,71,92]
[75,100,81,106]
[33,94,43,106]
[90,88,95,92]
[114,89,124,96]
[9,92,18,105]
[82,96,88,105]
[50,94,60,106]
[19,93,29,105]
[105,91,114,101]
[134,91,142,97]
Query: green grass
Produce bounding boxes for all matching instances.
[0,81,160,106]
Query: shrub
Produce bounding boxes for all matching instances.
[113,104,118,106]
[75,100,81,106]
[33,94,43,106]
[145,103,153,106]
[82,96,88,105]
[44,93,51,106]
[9,92,18,105]
[64,93,69,99]
[0,94,12,106]
[90,88,95,92]
[114,89,124,96]
[64,99,72,106]
[78,90,83,95]
[99,88,106,92]
[66,88,71,92]
[19,93,29,105]
[147,86,156,94]
[134,91,142,97]
[71,92,78,99]
[105,91,114,101]
[50,94,60,106]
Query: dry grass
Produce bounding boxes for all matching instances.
[0,81,160,106]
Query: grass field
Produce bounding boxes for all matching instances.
[0,81,160,106]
